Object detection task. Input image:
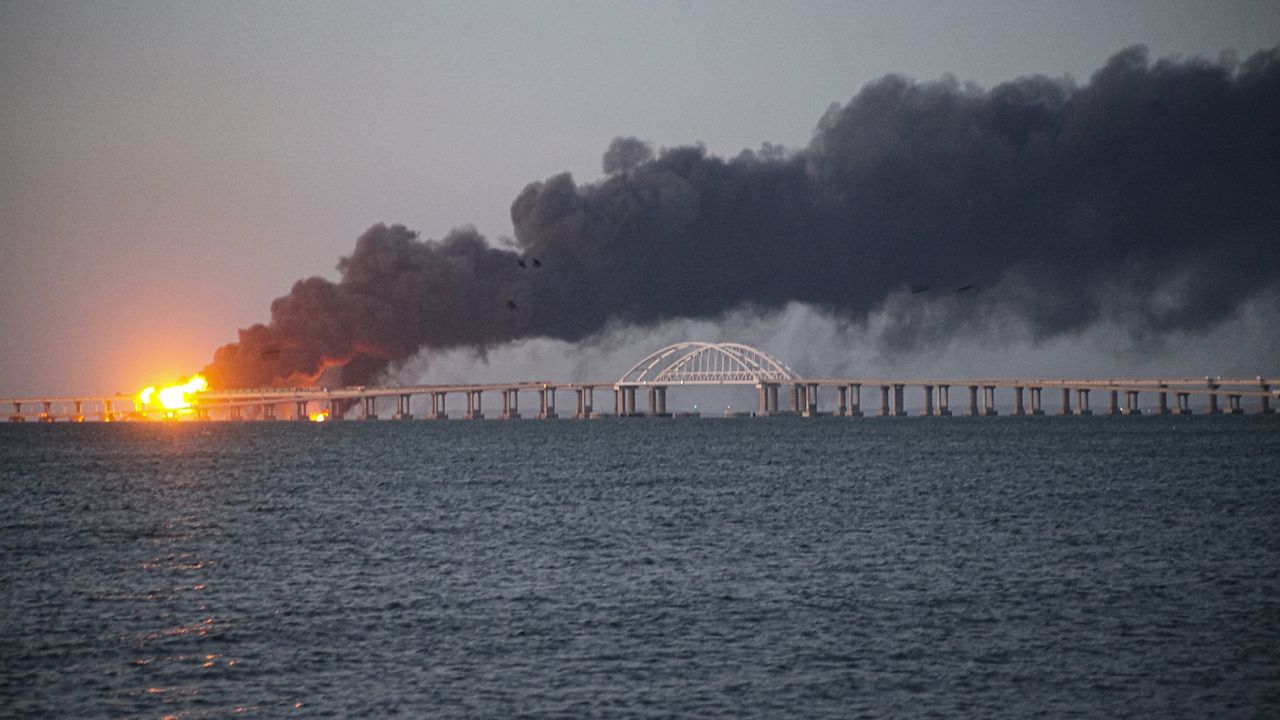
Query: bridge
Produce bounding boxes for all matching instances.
[2,341,1276,421]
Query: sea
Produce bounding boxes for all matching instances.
[1,415,1278,718]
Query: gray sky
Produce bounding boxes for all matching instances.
[2,0,1278,396]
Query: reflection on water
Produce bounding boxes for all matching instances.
[1,418,1278,717]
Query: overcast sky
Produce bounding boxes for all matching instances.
[2,0,1278,396]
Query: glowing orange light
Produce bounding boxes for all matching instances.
[135,374,209,416]
[309,409,329,422]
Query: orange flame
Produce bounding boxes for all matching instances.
[309,409,330,422]
[136,374,209,415]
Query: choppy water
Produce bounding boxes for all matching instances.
[1,416,1278,718]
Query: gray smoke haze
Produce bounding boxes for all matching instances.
[204,46,1280,389]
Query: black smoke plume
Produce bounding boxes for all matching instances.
[203,46,1280,389]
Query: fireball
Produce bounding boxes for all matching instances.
[309,409,330,422]
[135,374,209,416]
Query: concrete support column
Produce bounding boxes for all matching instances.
[362,396,378,420]
[39,401,54,422]
[9,401,22,422]
[967,385,980,416]
[295,400,309,421]
[837,386,848,416]
[262,403,276,421]
[849,384,862,417]
[1059,388,1072,415]
[1208,385,1221,415]
[229,405,242,421]
[103,400,116,422]
[71,400,83,422]
[328,400,343,420]
[923,385,934,416]
[769,385,781,415]
[880,385,891,417]
[791,385,802,415]
[1076,389,1092,416]
[892,384,907,416]
[937,385,952,416]
[806,383,819,417]
[656,387,668,416]
[432,392,447,420]
[394,394,413,420]
[1157,386,1170,415]
[1177,392,1191,414]
[1227,394,1243,414]
[1014,386,1025,416]
[575,388,586,419]
[624,387,636,417]
[1260,385,1273,415]
[982,386,999,416]
[545,387,558,419]
[585,387,594,418]
[465,390,483,420]
[1107,390,1120,416]
[1124,391,1142,415]
[757,384,768,416]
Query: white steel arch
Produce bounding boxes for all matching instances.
[616,342,801,386]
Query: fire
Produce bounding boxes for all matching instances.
[135,374,209,415]
[309,409,330,422]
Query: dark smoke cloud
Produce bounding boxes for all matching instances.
[203,46,1280,389]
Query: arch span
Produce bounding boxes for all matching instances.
[616,342,800,386]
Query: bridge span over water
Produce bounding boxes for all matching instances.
[3,342,1277,422]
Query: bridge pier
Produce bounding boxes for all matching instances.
[39,401,54,422]
[892,384,907,416]
[1261,385,1274,414]
[1124,391,1142,415]
[1076,388,1092,415]
[805,383,818,417]
[502,388,521,419]
[922,385,934,416]
[8,401,23,422]
[1107,390,1121,416]
[1207,384,1221,415]
[1157,386,1171,415]
[294,400,309,421]
[1227,394,1243,415]
[229,405,242,421]
[72,400,85,423]
[1028,387,1043,415]
[967,385,980,416]
[879,385,891,417]
[645,386,669,417]
[429,392,447,419]
[262,403,276,421]
[539,387,559,419]
[936,385,951,416]
[1177,392,1192,414]
[465,390,484,420]
[360,396,378,420]
[103,399,117,422]
[394,393,414,420]
[837,385,847,416]
[848,384,862,416]
[574,386,594,419]
[982,386,998,416]
[328,399,344,420]
[1013,386,1025,416]
[1058,388,1072,415]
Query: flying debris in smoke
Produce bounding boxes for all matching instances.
[202,46,1280,389]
